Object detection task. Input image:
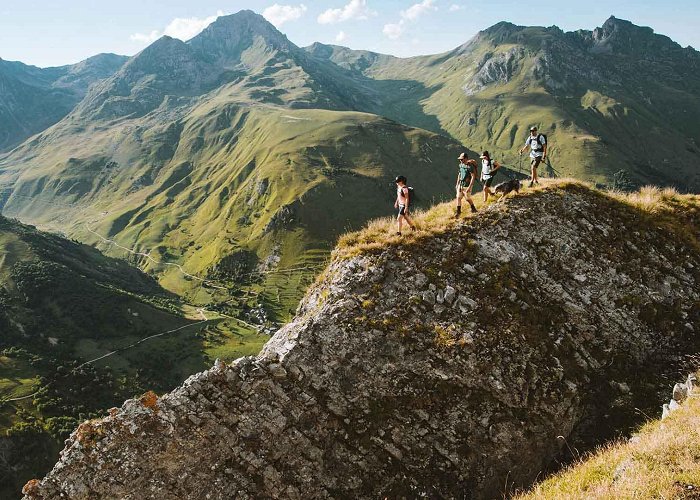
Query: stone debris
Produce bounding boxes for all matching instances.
[662,373,698,420]
[23,187,700,500]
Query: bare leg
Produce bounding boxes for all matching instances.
[467,193,476,212]
[404,214,416,230]
[455,186,463,217]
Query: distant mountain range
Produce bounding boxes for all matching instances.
[0,53,127,151]
[307,16,700,189]
[0,11,698,312]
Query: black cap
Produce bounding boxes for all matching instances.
[394,175,407,184]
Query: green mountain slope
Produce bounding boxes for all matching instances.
[307,17,700,190]
[0,211,275,496]
[0,53,127,152]
[0,104,463,311]
[0,214,192,497]
[0,11,468,321]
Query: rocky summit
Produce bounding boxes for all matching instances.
[22,183,700,499]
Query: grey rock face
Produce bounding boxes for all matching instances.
[24,188,700,500]
[673,383,688,403]
[464,47,525,95]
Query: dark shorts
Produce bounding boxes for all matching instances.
[531,156,543,168]
[483,177,494,188]
[398,205,406,216]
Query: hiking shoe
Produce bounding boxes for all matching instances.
[470,206,478,213]
[410,226,417,232]
[528,181,534,188]
[396,232,402,236]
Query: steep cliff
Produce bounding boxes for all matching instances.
[23,183,700,499]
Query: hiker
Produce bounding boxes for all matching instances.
[394,175,416,236]
[518,126,547,187]
[455,153,478,217]
[480,151,501,203]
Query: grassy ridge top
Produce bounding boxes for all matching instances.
[336,179,700,258]
[519,372,700,499]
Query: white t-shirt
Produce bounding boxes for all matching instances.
[526,134,546,158]
[481,158,494,178]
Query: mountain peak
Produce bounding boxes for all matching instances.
[188,9,295,62]
[591,16,680,54]
[203,9,274,33]
[479,21,520,39]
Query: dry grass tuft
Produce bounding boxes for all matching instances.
[335,201,463,258]
[612,185,686,214]
[518,372,700,500]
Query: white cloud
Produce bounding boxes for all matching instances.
[402,0,437,21]
[382,0,437,40]
[318,0,376,24]
[130,10,225,44]
[449,4,465,12]
[263,4,308,27]
[130,30,160,44]
[383,23,403,40]
[335,31,348,43]
[164,11,225,39]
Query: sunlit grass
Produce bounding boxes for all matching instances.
[337,200,470,257]
[611,184,698,214]
[334,178,700,259]
[518,372,700,499]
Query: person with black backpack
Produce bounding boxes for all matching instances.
[455,152,478,217]
[394,175,416,236]
[480,151,501,203]
[518,126,547,187]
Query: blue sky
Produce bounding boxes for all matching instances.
[1,0,699,67]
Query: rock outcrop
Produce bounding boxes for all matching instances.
[24,185,700,499]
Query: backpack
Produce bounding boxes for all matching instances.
[527,133,547,153]
[406,186,416,203]
[459,163,476,183]
[398,185,416,203]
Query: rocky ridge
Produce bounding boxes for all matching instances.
[23,184,700,499]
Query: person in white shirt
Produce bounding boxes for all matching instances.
[479,151,501,203]
[518,126,547,187]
